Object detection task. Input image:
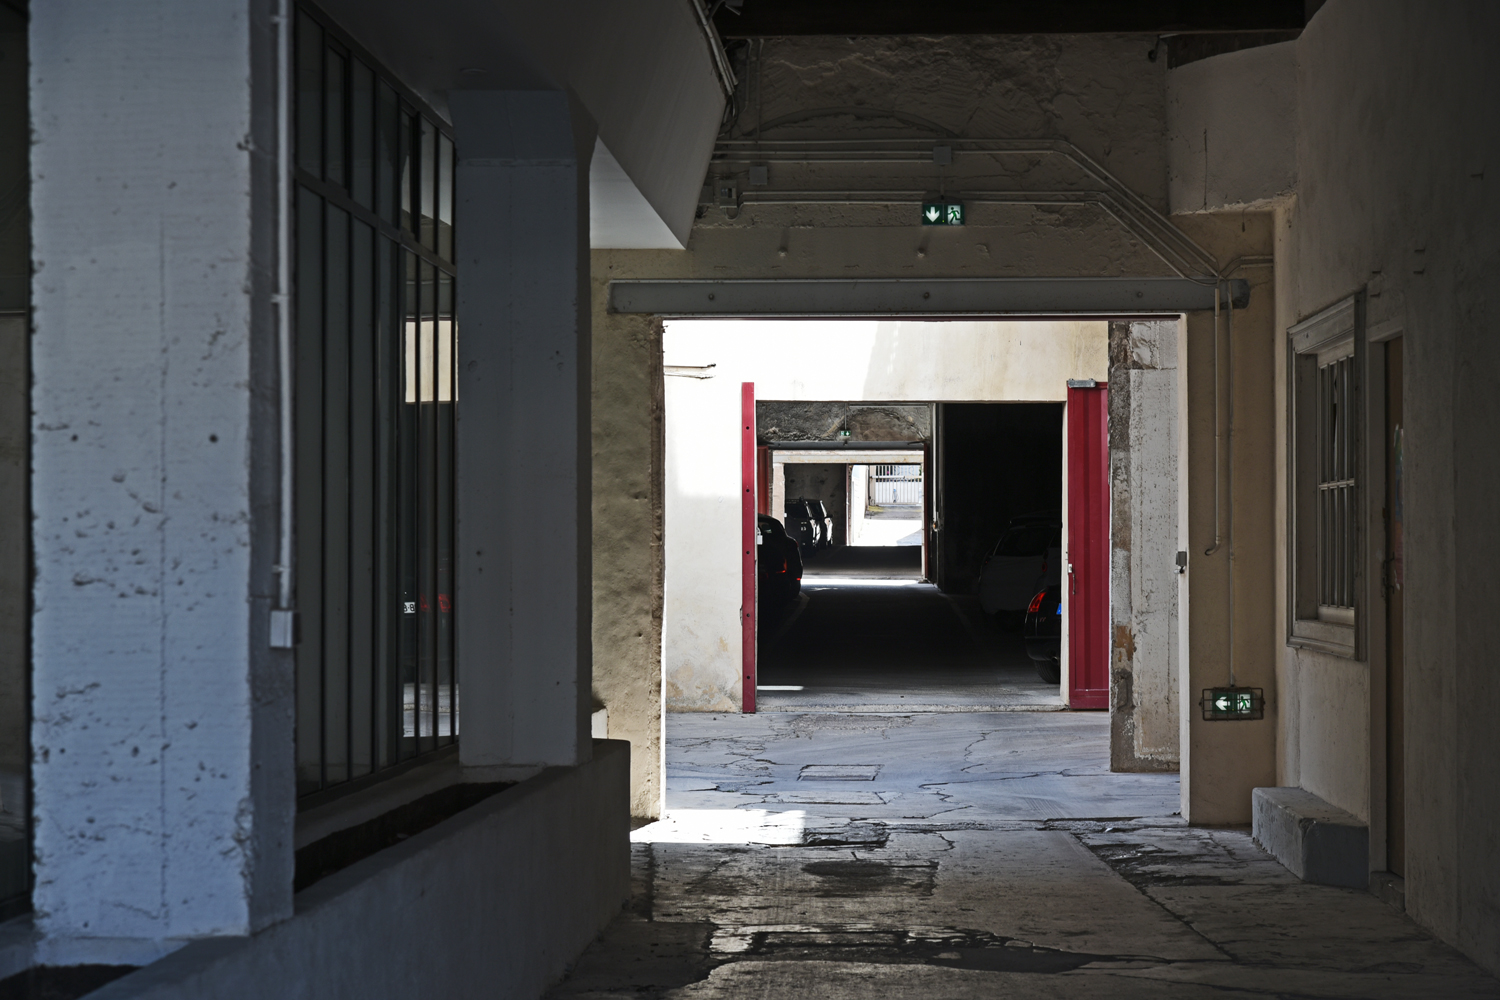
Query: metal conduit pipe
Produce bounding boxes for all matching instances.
[272,0,295,645]
[1226,289,1236,686]
[1205,284,1224,558]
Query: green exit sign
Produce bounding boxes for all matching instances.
[922,201,964,226]
[1199,687,1265,721]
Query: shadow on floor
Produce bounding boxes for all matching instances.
[758,572,1060,711]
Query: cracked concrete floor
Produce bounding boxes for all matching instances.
[546,712,1500,999]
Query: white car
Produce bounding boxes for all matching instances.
[978,515,1062,626]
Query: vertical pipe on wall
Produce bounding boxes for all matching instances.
[274,0,295,625]
[741,382,756,713]
[1225,293,1236,687]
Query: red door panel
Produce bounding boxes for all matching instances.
[741,383,757,713]
[1067,383,1109,710]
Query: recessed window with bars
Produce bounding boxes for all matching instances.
[1289,295,1361,656]
[1317,352,1355,622]
[293,7,458,802]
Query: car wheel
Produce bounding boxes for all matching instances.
[1036,657,1060,685]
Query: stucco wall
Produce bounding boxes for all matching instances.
[1109,320,1180,772]
[588,288,665,820]
[1272,0,1500,974]
[1176,213,1279,825]
[1166,41,1298,214]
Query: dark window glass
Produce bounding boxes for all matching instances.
[436,271,456,741]
[350,60,374,211]
[294,185,325,797]
[324,48,346,187]
[348,219,375,778]
[399,112,414,236]
[295,11,322,177]
[375,82,399,228]
[293,8,458,802]
[0,9,28,918]
[437,133,454,261]
[321,202,351,786]
[420,118,436,252]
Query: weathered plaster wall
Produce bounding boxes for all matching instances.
[1109,320,1180,772]
[757,402,930,443]
[1273,0,1500,974]
[1166,41,1298,214]
[1176,213,1280,826]
[587,286,665,819]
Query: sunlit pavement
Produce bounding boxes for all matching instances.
[545,712,1500,999]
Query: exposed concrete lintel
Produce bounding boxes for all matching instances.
[609,277,1250,316]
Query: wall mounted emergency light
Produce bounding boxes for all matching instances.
[1199,687,1264,721]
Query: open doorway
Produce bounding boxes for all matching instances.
[757,402,1064,711]
[662,318,1113,716]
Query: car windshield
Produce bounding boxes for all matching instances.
[786,501,811,518]
[995,523,1058,558]
[810,501,828,517]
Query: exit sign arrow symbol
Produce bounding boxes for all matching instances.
[924,206,940,222]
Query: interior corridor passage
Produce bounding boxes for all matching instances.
[757,548,1059,712]
[546,713,1500,1000]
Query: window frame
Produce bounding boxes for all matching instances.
[292,4,460,809]
[1287,292,1365,659]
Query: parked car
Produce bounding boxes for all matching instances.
[757,514,803,608]
[808,499,835,549]
[1023,584,1062,684]
[978,512,1062,629]
[783,498,822,559]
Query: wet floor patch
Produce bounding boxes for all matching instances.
[801,858,936,896]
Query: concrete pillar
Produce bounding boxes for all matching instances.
[1109,320,1182,772]
[29,0,291,959]
[450,91,595,771]
[1177,240,1279,824]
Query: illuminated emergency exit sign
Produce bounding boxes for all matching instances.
[922,201,964,225]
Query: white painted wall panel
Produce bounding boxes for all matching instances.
[30,0,264,946]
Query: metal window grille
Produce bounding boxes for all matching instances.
[1317,354,1355,612]
[869,464,923,506]
[293,8,458,802]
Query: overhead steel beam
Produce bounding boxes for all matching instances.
[609,277,1250,317]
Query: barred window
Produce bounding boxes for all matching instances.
[1317,351,1355,619]
[293,8,457,802]
[1288,295,1360,656]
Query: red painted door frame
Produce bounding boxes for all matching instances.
[922,440,934,581]
[756,446,771,515]
[741,383,757,713]
[1067,383,1109,710]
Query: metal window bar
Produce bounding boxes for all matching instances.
[869,464,923,506]
[1316,355,1355,611]
[293,6,458,804]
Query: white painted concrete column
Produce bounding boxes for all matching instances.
[1109,320,1181,771]
[450,91,595,771]
[29,0,292,959]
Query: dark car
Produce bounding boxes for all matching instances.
[757,514,803,608]
[1023,584,1062,684]
[978,512,1062,629]
[783,498,822,559]
[808,499,835,549]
